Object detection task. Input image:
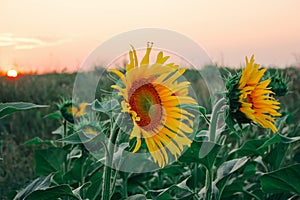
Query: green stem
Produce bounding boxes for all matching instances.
[63,120,70,200]
[63,120,68,174]
[205,98,226,200]
[110,169,117,198]
[193,163,198,192]
[63,120,67,137]
[110,123,125,197]
[205,168,213,200]
[123,174,128,199]
[101,114,121,200]
[208,98,227,142]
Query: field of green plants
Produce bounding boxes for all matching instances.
[0,66,300,200]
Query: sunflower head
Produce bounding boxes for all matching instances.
[75,117,102,136]
[59,100,88,123]
[226,55,281,133]
[109,43,197,167]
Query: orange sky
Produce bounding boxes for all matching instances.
[1,0,300,73]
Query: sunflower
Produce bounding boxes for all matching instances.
[75,117,102,136]
[226,55,281,133]
[109,44,197,167]
[59,100,87,123]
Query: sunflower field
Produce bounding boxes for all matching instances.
[1,46,300,200]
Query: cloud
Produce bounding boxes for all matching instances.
[0,33,70,50]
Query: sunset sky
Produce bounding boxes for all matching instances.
[1,0,300,73]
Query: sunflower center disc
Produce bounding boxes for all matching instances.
[129,83,163,130]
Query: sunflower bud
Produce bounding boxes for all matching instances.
[59,100,87,123]
[75,118,102,136]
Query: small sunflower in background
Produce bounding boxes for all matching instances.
[59,100,88,123]
[109,43,197,167]
[72,116,108,152]
[226,55,281,133]
[75,118,102,136]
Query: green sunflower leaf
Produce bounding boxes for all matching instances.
[179,141,221,169]
[147,178,193,200]
[258,133,300,150]
[13,174,52,200]
[263,143,289,170]
[72,182,92,198]
[25,185,80,200]
[85,166,103,200]
[24,137,54,146]
[180,104,210,123]
[64,151,90,183]
[0,102,48,119]
[279,133,300,143]
[257,134,282,150]
[57,131,92,144]
[126,194,147,200]
[92,99,120,113]
[231,138,268,157]
[34,147,68,175]
[260,164,300,195]
[215,157,249,199]
[43,110,61,120]
[52,125,64,136]
[216,157,249,181]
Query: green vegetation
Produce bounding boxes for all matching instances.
[0,66,299,199]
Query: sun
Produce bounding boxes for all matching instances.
[6,69,18,78]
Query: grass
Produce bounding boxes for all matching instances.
[0,66,299,199]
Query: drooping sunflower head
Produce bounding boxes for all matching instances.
[226,55,281,133]
[109,43,197,167]
[59,100,88,123]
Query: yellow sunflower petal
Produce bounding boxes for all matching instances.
[109,69,127,85]
[140,44,152,66]
[237,55,281,133]
[130,45,139,68]
[156,51,170,64]
[126,50,134,71]
[132,137,142,153]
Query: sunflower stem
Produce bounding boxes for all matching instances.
[63,120,68,174]
[101,114,121,200]
[208,97,227,142]
[193,163,198,192]
[205,97,226,200]
[205,167,213,200]
[63,120,70,200]
[110,169,118,197]
[123,174,128,199]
